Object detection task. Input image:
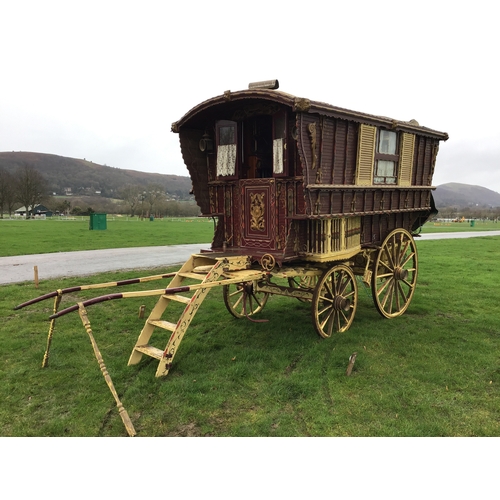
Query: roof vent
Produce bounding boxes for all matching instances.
[248,79,279,90]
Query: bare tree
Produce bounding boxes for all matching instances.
[0,168,16,218]
[144,183,166,218]
[15,165,49,219]
[119,184,141,216]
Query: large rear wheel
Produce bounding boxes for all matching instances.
[312,264,358,337]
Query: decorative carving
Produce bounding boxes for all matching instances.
[250,192,266,231]
[287,187,295,217]
[260,254,276,271]
[351,192,357,212]
[294,98,311,112]
[315,191,321,215]
[225,189,231,217]
[209,187,215,213]
[232,102,279,121]
[308,122,317,171]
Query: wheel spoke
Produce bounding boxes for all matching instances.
[320,308,335,334]
[376,276,392,297]
[400,251,416,269]
[250,292,265,310]
[318,300,334,316]
[380,279,395,310]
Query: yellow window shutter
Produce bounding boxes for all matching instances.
[399,133,415,186]
[356,124,376,186]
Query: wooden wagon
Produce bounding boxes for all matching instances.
[15,80,448,434]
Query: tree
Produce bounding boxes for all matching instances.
[144,184,166,218]
[0,168,16,218]
[52,199,71,216]
[119,184,141,216]
[15,165,49,219]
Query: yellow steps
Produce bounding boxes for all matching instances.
[127,253,234,377]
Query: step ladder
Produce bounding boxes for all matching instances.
[127,253,252,377]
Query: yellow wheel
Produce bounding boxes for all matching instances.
[372,228,418,318]
[288,275,318,302]
[312,264,358,337]
[223,281,269,319]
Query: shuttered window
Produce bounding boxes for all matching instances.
[355,124,376,186]
[398,133,415,186]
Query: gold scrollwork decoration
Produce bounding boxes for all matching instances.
[250,192,265,231]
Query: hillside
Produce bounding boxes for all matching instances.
[434,183,500,208]
[3,152,500,209]
[0,151,193,199]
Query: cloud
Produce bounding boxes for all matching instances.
[1,1,499,192]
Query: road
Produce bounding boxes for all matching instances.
[1,231,500,285]
[0,244,210,285]
[416,230,500,240]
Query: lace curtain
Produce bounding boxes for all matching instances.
[273,138,283,174]
[216,144,236,176]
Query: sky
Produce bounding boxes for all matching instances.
[1,0,499,193]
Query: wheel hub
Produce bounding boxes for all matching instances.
[394,267,408,281]
[333,295,350,311]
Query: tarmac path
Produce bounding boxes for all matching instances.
[1,231,500,285]
[0,243,210,285]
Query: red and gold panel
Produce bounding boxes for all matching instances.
[240,180,276,250]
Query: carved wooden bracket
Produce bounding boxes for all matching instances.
[308,122,317,171]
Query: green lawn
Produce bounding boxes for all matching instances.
[1,236,499,436]
[420,220,500,233]
[0,216,214,256]
[1,216,498,258]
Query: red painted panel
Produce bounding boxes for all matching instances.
[240,180,276,250]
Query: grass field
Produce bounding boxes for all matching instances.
[0,216,214,257]
[420,220,500,233]
[1,236,499,437]
[1,216,499,258]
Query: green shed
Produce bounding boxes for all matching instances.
[89,213,107,230]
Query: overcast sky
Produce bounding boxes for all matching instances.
[1,1,499,193]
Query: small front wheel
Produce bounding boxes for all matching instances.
[223,281,269,319]
[312,264,358,337]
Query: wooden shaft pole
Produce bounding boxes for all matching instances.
[78,303,136,437]
[42,291,62,368]
[15,272,177,310]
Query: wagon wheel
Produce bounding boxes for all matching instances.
[288,275,318,302]
[312,264,358,337]
[371,228,418,319]
[223,281,269,319]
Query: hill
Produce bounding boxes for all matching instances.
[0,151,193,199]
[434,183,500,208]
[3,152,500,209]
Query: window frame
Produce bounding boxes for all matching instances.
[272,109,288,177]
[374,129,399,185]
[215,120,238,179]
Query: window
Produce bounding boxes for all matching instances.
[374,130,398,184]
[216,121,237,177]
[273,111,286,174]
